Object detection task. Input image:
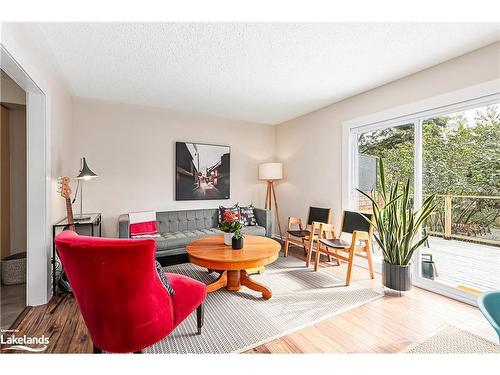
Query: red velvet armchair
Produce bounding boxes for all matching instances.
[55,230,207,353]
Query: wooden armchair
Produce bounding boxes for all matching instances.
[314,210,375,286]
[283,206,332,267]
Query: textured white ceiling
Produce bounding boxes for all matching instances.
[32,23,500,124]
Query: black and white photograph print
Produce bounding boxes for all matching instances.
[175,142,230,200]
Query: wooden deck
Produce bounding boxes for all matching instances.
[425,236,500,292]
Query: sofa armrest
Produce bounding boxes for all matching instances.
[254,208,273,237]
[118,214,130,238]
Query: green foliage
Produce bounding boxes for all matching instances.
[232,227,244,240]
[219,211,243,233]
[358,104,500,237]
[357,159,436,266]
[421,107,500,196]
[358,123,415,188]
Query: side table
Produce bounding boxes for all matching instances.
[52,213,102,297]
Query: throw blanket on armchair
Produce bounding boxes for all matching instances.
[129,211,161,238]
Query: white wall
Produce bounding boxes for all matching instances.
[1,71,27,256]
[1,23,74,305]
[1,23,74,226]
[72,98,276,237]
[9,107,27,255]
[275,42,500,232]
[1,70,26,105]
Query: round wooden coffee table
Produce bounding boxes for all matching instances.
[186,235,281,300]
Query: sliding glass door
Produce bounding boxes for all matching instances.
[349,97,500,303]
[419,103,500,297]
[355,123,415,267]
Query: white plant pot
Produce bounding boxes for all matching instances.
[223,232,233,246]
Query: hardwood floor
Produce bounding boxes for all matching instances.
[1,245,496,354]
[0,283,26,329]
[246,248,497,353]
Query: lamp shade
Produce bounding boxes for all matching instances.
[259,162,283,180]
[76,157,98,180]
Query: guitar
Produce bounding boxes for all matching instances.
[57,176,76,231]
[56,176,75,295]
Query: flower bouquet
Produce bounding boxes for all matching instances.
[219,210,243,246]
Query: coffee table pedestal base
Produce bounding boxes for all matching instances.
[207,270,272,299]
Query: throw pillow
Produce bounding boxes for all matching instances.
[218,203,240,223]
[155,260,175,295]
[240,204,257,226]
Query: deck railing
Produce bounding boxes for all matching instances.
[358,192,500,247]
[426,194,500,247]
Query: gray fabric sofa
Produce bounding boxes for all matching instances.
[118,208,272,258]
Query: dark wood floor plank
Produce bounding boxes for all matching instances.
[49,296,81,353]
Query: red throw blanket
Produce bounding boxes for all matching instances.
[129,211,160,238]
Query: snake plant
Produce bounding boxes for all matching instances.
[357,158,436,266]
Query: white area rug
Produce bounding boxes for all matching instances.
[405,325,500,354]
[145,256,382,353]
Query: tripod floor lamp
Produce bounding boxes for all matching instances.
[259,162,283,242]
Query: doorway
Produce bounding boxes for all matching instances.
[1,70,27,329]
[1,45,50,312]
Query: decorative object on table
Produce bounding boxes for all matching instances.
[478,291,500,342]
[259,162,283,240]
[55,230,207,353]
[186,235,281,299]
[128,211,161,238]
[175,142,230,201]
[224,233,233,246]
[421,253,438,280]
[284,206,332,266]
[357,158,436,293]
[219,209,243,246]
[232,226,244,250]
[315,210,375,286]
[1,252,27,285]
[74,157,98,221]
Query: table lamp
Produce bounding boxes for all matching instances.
[74,157,98,221]
[258,162,283,241]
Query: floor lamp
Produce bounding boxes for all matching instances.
[259,163,283,242]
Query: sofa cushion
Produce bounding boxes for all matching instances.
[157,209,219,233]
[155,228,221,251]
[242,225,266,236]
